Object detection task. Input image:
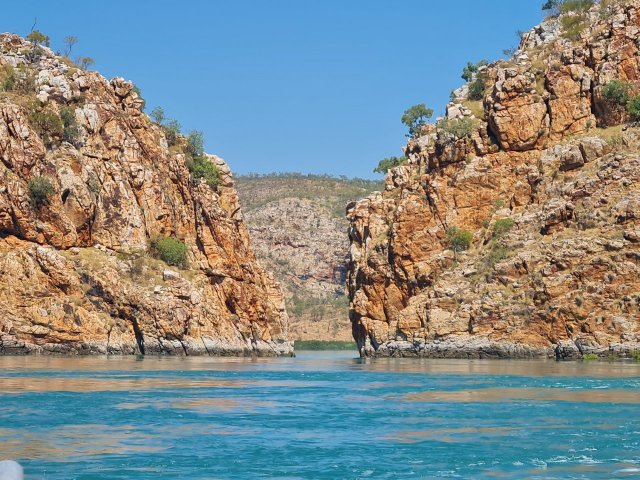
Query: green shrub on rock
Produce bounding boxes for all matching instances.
[28,176,54,208]
[446,227,473,253]
[186,130,205,157]
[461,60,488,82]
[151,236,188,268]
[163,119,181,147]
[545,0,595,39]
[468,77,486,101]
[542,0,594,15]
[437,117,475,139]
[373,156,407,174]
[188,155,220,189]
[485,243,510,267]
[27,103,64,148]
[561,14,588,40]
[60,106,81,145]
[492,218,515,238]
[559,0,594,14]
[0,65,16,92]
[628,95,640,121]
[15,65,36,94]
[602,80,631,106]
[132,85,145,110]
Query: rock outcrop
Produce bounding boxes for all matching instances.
[347,0,640,358]
[0,34,292,355]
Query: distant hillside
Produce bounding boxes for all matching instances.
[236,173,383,341]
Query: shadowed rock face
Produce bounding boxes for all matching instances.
[0,34,291,356]
[347,1,640,358]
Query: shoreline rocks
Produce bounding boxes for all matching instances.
[358,337,640,360]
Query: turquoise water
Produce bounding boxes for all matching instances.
[1,352,640,479]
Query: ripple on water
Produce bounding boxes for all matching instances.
[0,353,639,480]
[402,387,640,404]
[0,424,167,460]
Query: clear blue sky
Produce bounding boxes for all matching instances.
[4,1,544,178]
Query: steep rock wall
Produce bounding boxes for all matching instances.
[0,34,291,355]
[347,1,640,358]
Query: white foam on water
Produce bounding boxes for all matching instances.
[546,455,602,465]
[547,456,570,464]
[577,455,602,464]
[531,458,548,469]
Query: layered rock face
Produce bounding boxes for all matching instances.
[0,34,292,355]
[347,1,640,358]
[236,175,382,341]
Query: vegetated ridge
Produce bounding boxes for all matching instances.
[236,173,382,341]
[348,0,640,359]
[0,32,291,355]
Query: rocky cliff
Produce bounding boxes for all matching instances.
[347,0,640,358]
[236,174,382,341]
[0,34,292,355]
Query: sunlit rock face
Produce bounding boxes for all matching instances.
[0,34,291,356]
[347,1,640,358]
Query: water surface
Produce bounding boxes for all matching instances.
[1,352,639,479]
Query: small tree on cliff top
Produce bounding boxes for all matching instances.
[26,30,50,47]
[25,30,50,63]
[77,56,95,70]
[461,60,488,82]
[150,106,165,124]
[401,104,433,138]
[63,35,78,57]
[186,130,205,157]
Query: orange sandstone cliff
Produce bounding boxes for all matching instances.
[347,0,640,358]
[0,34,292,355]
